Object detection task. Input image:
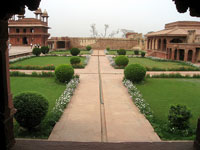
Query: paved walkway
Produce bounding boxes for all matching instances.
[48,50,160,142]
[9,46,32,56]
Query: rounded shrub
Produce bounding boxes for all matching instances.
[86,45,92,51]
[117,49,126,55]
[70,48,80,56]
[168,104,192,131]
[134,50,139,55]
[32,48,41,56]
[70,56,81,65]
[55,64,74,83]
[141,52,146,57]
[124,64,146,83]
[41,46,49,54]
[106,47,110,51]
[115,56,129,67]
[13,92,48,130]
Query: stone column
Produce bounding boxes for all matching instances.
[161,38,164,51]
[184,49,189,62]
[192,49,196,63]
[171,48,175,60]
[194,118,200,150]
[0,20,15,149]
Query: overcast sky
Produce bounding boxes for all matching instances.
[25,0,200,37]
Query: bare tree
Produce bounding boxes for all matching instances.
[103,24,109,37]
[120,29,135,38]
[108,29,120,38]
[90,24,98,37]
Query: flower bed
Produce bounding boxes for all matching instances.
[47,75,80,126]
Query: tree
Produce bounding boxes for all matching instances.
[120,29,135,38]
[90,24,98,37]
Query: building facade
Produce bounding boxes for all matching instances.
[8,8,50,46]
[146,21,200,63]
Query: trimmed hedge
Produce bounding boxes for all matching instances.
[70,48,80,56]
[70,56,81,65]
[86,45,92,51]
[117,49,126,55]
[13,92,48,130]
[168,104,192,131]
[32,48,41,56]
[55,64,74,83]
[41,46,49,54]
[115,56,129,67]
[124,64,146,83]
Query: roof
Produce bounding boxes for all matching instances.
[34,8,42,14]
[8,18,50,28]
[146,21,200,37]
[41,9,48,17]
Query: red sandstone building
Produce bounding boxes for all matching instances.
[146,21,200,63]
[8,8,50,46]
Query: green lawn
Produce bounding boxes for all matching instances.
[11,77,66,114]
[136,78,200,128]
[128,57,197,70]
[11,77,66,138]
[10,56,86,67]
[50,50,90,55]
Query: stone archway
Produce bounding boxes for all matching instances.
[57,41,66,49]
[179,49,185,61]
[22,37,28,45]
[163,39,167,51]
[188,50,193,62]
[158,39,161,50]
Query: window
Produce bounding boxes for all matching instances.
[16,28,20,33]
[30,28,34,33]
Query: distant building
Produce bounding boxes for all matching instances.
[8,8,50,46]
[126,32,145,50]
[146,21,200,63]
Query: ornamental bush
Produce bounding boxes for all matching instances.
[141,52,146,57]
[124,64,146,83]
[106,47,110,51]
[134,50,139,55]
[115,56,129,67]
[41,46,49,54]
[70,48,80,56]
[86,45,92,51]
[168,104,192,131]
[32,48,41,56]
[55,64,74,83]
[13,92,48,130]
[70,56,81,65]
[117,49,126,55]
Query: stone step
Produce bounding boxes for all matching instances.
[12,139,194,150]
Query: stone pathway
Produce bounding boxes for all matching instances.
[9,46,32,56]
[48,50,160,142]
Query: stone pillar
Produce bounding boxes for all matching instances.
[0,20,15,149]
[194,118,200,150]
[184,49,189,62]
[171,48,175,60]
[192,49,196,63]
[161,38,164,51]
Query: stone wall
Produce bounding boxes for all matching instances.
[69,37,138,50]
[48,37,141,50]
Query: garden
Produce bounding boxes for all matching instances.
[123,62,200,140]
[9,46,93,138]
[106,48,200,71]
[10,47,91,70]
